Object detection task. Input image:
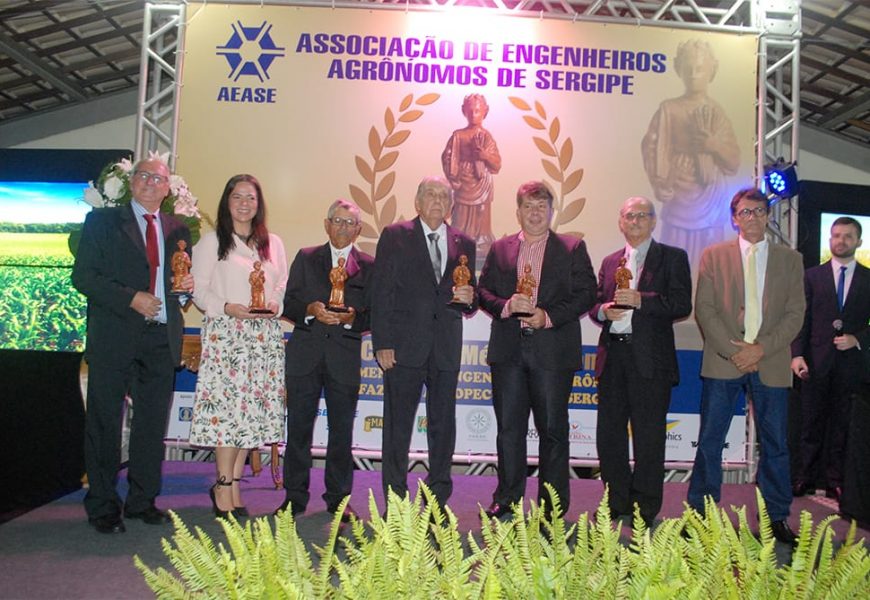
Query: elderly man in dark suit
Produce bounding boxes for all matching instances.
[371,176,477,509]
[72,158,192,534]
[477,181,596,520]
[590,196,692,527]
[791,216,870,502]
[687,188,805,546]
[277,199,374,521]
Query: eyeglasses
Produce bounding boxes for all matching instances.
[735,206,768,219]
[329,217,358,227]
[622,211,652,221]
[133,171,169,185]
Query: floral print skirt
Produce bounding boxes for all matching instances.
[189,315,285,448]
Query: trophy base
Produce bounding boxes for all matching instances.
[447,299,468,311]
[168,289,188,297]
[511,311,533,318]
[611,303,634,310]
[327,305,351,313]
[248,307,273,314]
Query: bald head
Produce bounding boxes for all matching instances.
[618,196,656,247]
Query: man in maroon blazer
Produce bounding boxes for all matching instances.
[590,196,692,527]
[791,217,870,502]
[478,181,596,519]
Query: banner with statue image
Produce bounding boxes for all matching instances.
[174,4,756,462]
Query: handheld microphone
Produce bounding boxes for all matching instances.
[833,319,843,335]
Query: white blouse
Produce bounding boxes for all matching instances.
[191,231,288,317]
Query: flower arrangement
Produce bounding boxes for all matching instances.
[81,151,206,245]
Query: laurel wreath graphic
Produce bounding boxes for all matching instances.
[509,97,586,238]
[349,92,440,256]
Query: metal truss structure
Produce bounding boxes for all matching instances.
[139,0,801,483]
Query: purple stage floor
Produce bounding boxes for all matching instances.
[0,461,866,599]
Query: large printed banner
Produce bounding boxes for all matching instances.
[173,4,757,462]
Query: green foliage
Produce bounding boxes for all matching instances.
[136,485,870,599]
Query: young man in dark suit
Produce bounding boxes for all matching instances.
[477,181,596,519]
[590,196,692,527]
[277,199,374,521]
[370,176,477,509]
[72,158,192,534]
[791,217,870,502]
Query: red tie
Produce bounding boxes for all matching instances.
[144,214,159,294]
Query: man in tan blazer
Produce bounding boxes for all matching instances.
[687,188,805,546]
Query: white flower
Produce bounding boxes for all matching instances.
[147,150,170,165]
[169,174,185,196]
[103,175,124,201]
[83,183,104,207]
[173,194,200,218]
[114,158,133,173]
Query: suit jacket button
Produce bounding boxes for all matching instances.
[325,333,331,338]
[433,314,438,320]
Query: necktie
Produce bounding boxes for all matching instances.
[144,214,159,294]
[837,265,846,312]
[744,245,760,343]
[428,232,442,283]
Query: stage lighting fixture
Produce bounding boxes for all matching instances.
[764,160,798,199]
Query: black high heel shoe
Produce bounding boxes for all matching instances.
[209,476,235,519]
[233,478,249,517]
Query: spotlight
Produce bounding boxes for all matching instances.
[764,160,799,199]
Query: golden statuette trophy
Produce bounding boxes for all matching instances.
[248,260,272,314]
[448,254,472,308]
[169,239,191,296]
[511,263,536,317]
[327,256,350,313]
[612,255,634,309]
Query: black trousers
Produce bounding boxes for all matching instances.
[841,383,870,524]
[596,339,672,521]
[283,358,358,511]
[797,358,859,489]
[381,357,458,507]
[83,324,175,519]
[490,336,574,514]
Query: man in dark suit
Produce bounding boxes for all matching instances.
[72,158,192,534]
[840,322,870,528]
[791,217,870,502]
[688,188,805,546]
[477,181,596,519]
[590,196,692,527]
[277,199,374,521]
[371,176,477,508]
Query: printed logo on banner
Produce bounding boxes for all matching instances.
[665,419,682,441]
[465,409,491,439]
[417,416,428,433]
[363,415,383,432]
[178,406,193,422]
[216,21,285,104]
[567,420,593,443]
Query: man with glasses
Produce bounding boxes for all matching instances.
[687,187,805,545]
[72,158,193,534]
[371,176,477,511]
[477,181,596,520]
[276,199,374,521]
[590,196,692,528]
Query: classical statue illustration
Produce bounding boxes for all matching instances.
[641,39,740,267]
[441,93,502,256]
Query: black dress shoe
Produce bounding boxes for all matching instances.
[825,486,842,502]
[327,504,357,524]
[124,505,171,525]
[792,481,815,497]
[484,502,512,520]
[274,498,304,518]
[770,520,798,546]
[89,514,126,534]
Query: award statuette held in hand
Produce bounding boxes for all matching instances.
[248,261,271,314]
[169,239,191,296]
[612,256,634,309]
[327,256,350,313]
[448,254,472,308]
[511,263,536,317]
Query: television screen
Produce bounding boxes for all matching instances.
[0,181,91,352]
[819,212,870,268]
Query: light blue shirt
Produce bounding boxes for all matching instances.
[130,200,167,323]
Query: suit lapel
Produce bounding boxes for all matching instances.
[638,240,661,291]
[345,247,360,279]
[317,243,332,278]
[843,263,869,311]
[122,205,146,257]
